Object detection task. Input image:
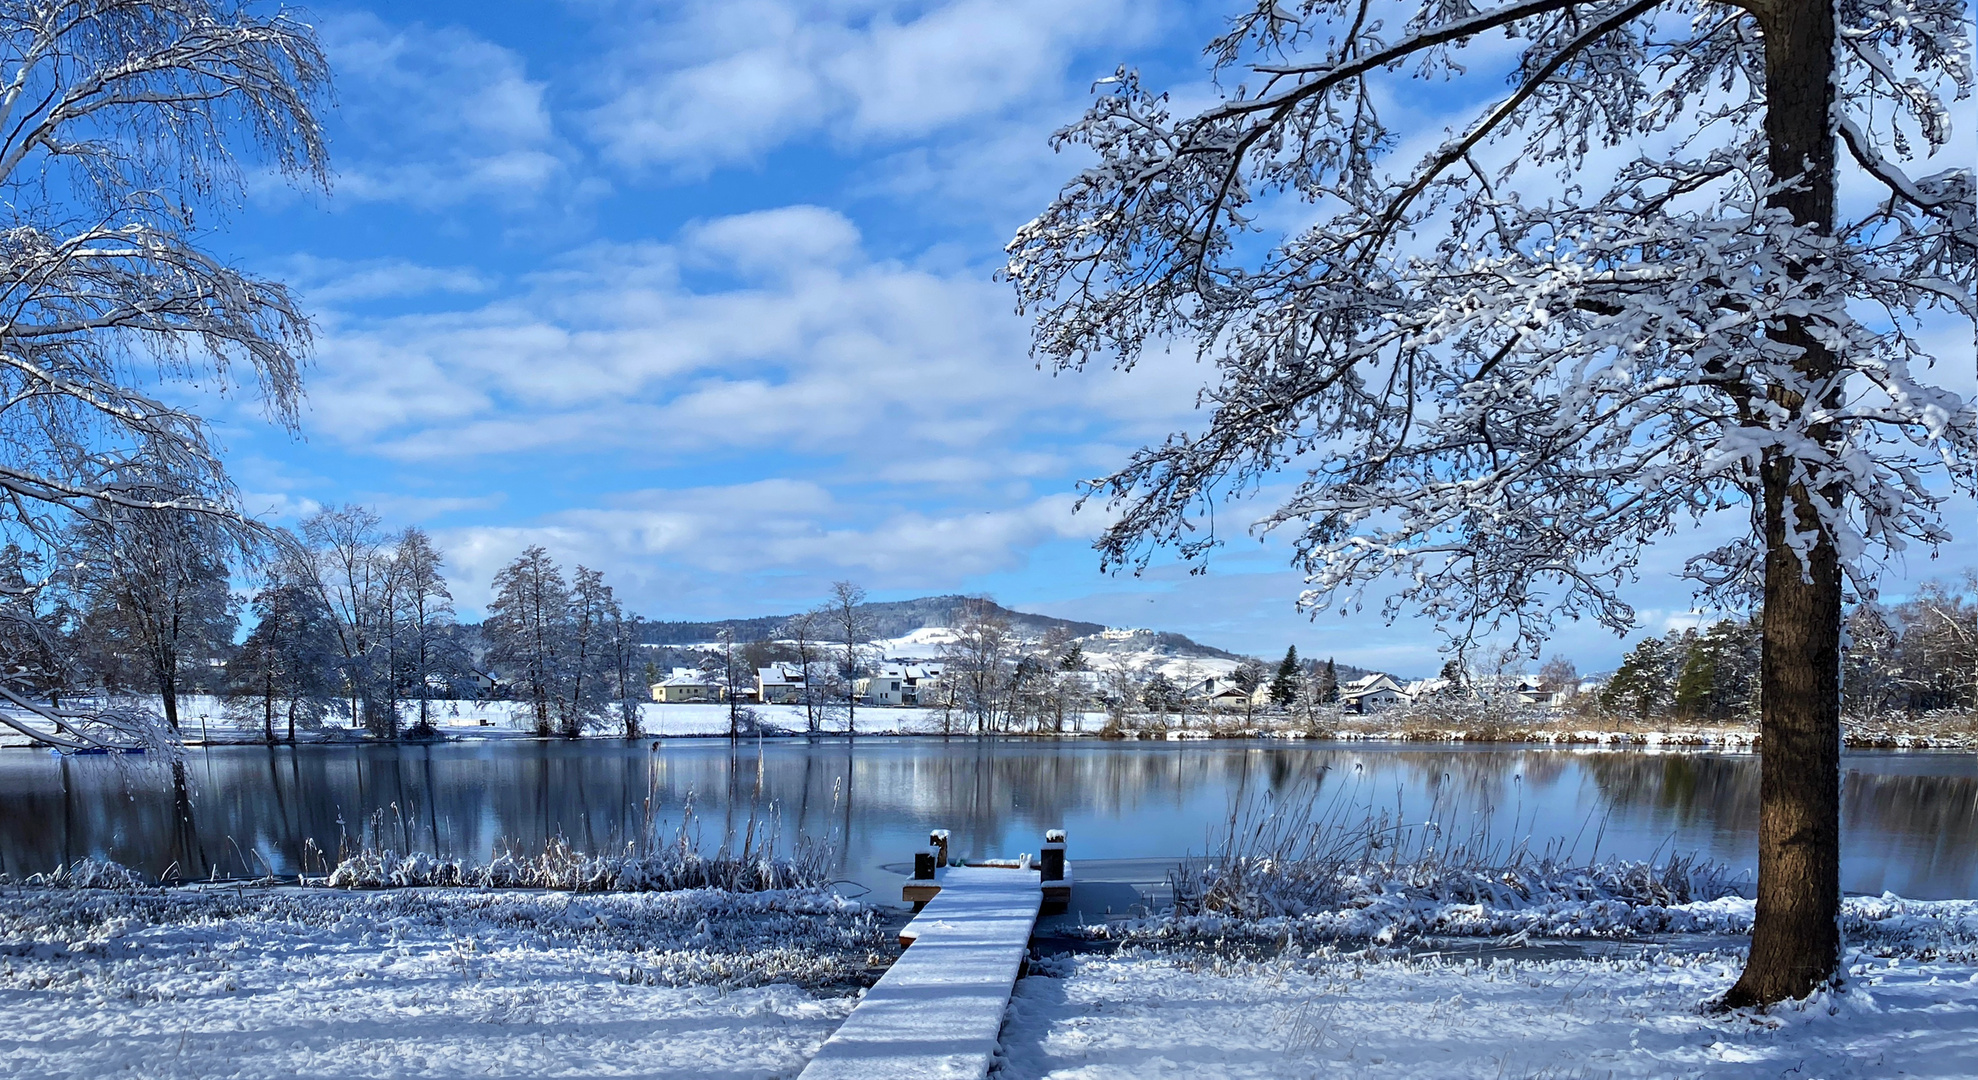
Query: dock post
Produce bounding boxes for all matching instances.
[929,828,950,867]
[904,845,943,911]
[1041,828,1069,914]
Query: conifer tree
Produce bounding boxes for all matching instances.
[1269,646,1302,707]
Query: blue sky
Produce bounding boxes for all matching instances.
[200,0,1976,675]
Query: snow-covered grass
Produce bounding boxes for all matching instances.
[320,834,829,894]
[0,883,896,1079]
[1082,778,1978,954]
[998,941,1978,1078]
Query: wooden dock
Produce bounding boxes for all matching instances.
[797,864,1045,1080]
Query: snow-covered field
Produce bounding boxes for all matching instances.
[1,879,1973,1078]
[0,884,894,1079]
[999,943,1978,1078]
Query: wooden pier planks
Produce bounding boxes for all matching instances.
[798,866,1043,1080]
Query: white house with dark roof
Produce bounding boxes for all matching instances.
[1339,672,1407,713]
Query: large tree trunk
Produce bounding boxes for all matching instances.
[1723,0,1844,1009]
[159,669,180,732]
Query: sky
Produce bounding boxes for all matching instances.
[197,0,1977,676]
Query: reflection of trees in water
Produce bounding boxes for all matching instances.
[1841,769,1978,891]
[0,743,1969,895]
[1580,754,1763,837]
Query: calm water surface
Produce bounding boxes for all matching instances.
[0,739,1972,900]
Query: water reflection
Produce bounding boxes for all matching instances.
[0,739,1970,900]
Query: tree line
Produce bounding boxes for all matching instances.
[0,503,658,742]
[1601,579,1978,723]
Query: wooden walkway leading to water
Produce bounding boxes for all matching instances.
[797,865,1043,1080]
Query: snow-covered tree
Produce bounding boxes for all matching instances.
[300,506,391,734]
[0,2,329,750]
[69,501,237,732]
[388,528,462,735]
[1269,646,1302,707]
[1007,0,1973,1004]
[485,546,571,738]
[563,565,618,738]
[943,596,1014,733]
[229,556,337,743]
[827,581,873,737]
[607,608,643,739]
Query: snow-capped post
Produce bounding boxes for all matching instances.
[1041,829,1069,913]
[907,844,944,910]
[1005,0,1974,1007]
[930,828,951,867]
[1041,830,1066,881]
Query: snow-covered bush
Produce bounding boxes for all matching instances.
[15,857,147,890]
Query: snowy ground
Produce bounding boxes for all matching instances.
[998,943,1978,1079]
[0,884,896,1079]
[1,879,1973,1078]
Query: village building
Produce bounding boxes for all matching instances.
[1339,672,1407,713]
[855,663,945,706]
[1184,674,1254,710]
[650,668,720,703]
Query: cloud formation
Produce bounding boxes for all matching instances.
[309,13,575,210]
[582,0,1141,174]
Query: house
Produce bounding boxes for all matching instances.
[1339,672,1407,713]
[1185,675,1253,710]
[854,663,946,706]
[1402,676,1454,701]
[757,664,808,704]
[651,668,720,703]
[855,668,907,706]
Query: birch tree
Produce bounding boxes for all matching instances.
[1007,0,1974,1005]
[0,2,329,750]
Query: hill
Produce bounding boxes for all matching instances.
[635,595,1102,646]
[630,594,1379,677]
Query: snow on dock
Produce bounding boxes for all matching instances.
[798,865,1043,1080]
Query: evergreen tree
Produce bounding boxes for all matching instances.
[1671,631,1716,719]
[1315,659,1339,705]
[1601,636,1674,721]
[1269,646,1302,707]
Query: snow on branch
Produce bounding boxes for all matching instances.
[1008,0,1976,649]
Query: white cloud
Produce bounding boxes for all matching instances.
[298,206,1202,465]
[437,483,1093,614]
[278,255,493,305]
[303,13,573,210]
[581,0,1143,174]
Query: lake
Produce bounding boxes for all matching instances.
[0,738,1972,901]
